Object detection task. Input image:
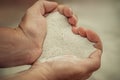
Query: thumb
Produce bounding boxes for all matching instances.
[18,1,58,39]
[20,0,58,26]
[86,49,102,72]
[89,49,102,60]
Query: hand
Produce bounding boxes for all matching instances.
[0,1,77,67]
[26,28,103,80]
[1,28,102,80]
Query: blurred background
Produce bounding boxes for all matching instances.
[0,0,120,80]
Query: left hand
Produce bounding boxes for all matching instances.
[0,0,77,67]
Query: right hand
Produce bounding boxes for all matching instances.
[28,27,103,80]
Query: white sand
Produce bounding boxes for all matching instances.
[40,12,95,61]
[0,12,95,76]
[0,1,120,79]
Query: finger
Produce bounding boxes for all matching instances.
[72,27,79,34]
[89,49,102,60]
[83,49,102,72]
[72,27,103,51]
[85,29,103,51]
[68,15,78,26]
[27,0,58,16]
[58,5,78,26]
[58,5,73,17]
[89,50,102,71]
[19,1,58,37]
[78,27,86,37]
[72,27,87,36]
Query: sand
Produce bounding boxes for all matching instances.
[0,12,95,76]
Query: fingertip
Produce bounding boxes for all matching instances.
[86,29,103,51]
[52,2,58,7]
[43,1,58,14]
[64,7,73,17]
[58,5,73,17]
[44,0,58,6]
[72,27,87,37]
[72,27,79,35]
[68,15,77,26]
[96,49,102,56]
[86,29,99,42]
[86,49,102,71]
[94,42,103,52]
[89,49,102,60]
[78,27,87,37]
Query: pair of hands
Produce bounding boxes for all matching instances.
[0,1,103,80]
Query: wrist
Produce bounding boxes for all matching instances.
[1,70,45,80]
[27,63,56,80]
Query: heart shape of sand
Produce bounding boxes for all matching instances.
[40,12,95,61]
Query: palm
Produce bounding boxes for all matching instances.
[47,56,91,80]
[31,27,102,80]
[0,1,77,67]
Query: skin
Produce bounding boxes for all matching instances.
[0,0,103,80]
[0,0,77,67]
[26,27,103,80]
[1,27,102,80]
